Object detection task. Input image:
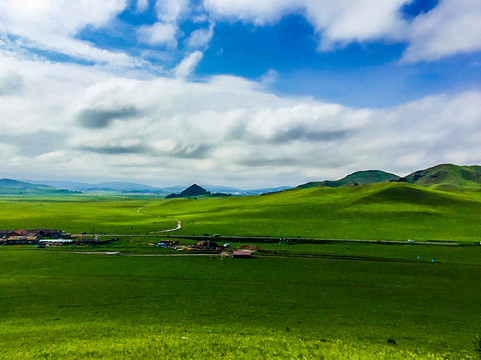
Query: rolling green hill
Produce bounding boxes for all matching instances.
[296,164,481,190]
[147,182,481,242]
[297,170,399,189]
[3,166,481,241]
[3,182,481,241]
[400,163,481,189]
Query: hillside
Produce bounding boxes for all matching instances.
[142,181,481,241]
[0,179,75,195]
[400,164,481,189]
[297,170,399,189]
[3,181,481,241]
[296,164,481,190]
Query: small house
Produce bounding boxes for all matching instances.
[6,235,39,245]
[233,250,252,258]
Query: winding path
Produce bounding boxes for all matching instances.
[137,204,182,233]
[151,219,182,233]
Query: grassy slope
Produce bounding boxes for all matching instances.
[297,170,399,189]
[0,195,177,234]
[150,183,481,241]
[0,249,479,359]
[404,164,481,189]
[1,183,481,241]
[297,164,481,190]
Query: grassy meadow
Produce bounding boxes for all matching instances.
[152,183,481,241]
[1,183,481,358]
[0,248,480,359]
[0,195,176,235]
[2,183,481,242]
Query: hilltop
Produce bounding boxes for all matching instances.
[296,164,481,190]
[165,184,231,199]
[297,170,399,189]
[398,164,481,189]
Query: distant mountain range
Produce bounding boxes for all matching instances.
[3,164,481,196]
[22,180,179,194]
[14,179,291,196]
[0,178,78,195]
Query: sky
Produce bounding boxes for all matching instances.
[1,0,481,188]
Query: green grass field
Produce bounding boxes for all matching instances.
[1,184,481,358]
[0,195,176,235]
[0,248,480,359]
[152,183,481,241]
[2,183,481,242]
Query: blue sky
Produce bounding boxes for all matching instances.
[74,0,480,107]
[1,0,481,187]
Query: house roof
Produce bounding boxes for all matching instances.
[233,250,252,257]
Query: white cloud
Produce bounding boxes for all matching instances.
[204,0,409,48]
[304,0,408,50]
[137,22,179,48]
[260,69,278,85]
[185,23,215,49]
[402,0,481,62]
[0,0,134,66]
[0,0,126,31]
[2,49,481,187]
[174,51,204,77]
[204,0,481,61]
[156,0,190,23]
[203,0,296,25]
[136,0,149,13]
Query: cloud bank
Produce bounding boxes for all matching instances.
[1,50,481,186]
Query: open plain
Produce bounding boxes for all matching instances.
[1,183,481,359]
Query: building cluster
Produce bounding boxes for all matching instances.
[0,229,103,247]
[193,240,223,250]
[157,241,254,257]
[0,229,72,245]
[0,229,257,256]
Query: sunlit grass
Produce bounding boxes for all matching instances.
[0,250,479,359]
[2,183,481,241]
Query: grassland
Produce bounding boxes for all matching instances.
[1,184,481,358]
[0,247,480,359]
[147,183,481,242]
[0,195,176,235]
[2,183,481,242]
